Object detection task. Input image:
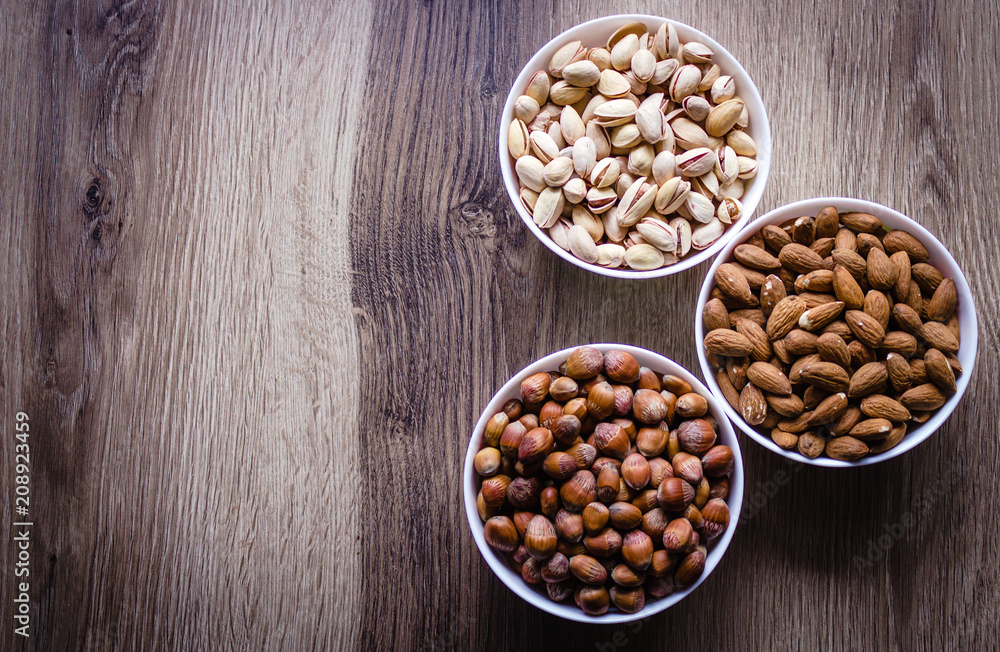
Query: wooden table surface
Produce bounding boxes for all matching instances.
[2,0,998,649]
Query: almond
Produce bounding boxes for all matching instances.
[860,394,911,422]
[792,216,816,245]
[911,263,943,294]
[885,353,913,393]
[909,359,928,385]
[863,291,891,329]
[738,382,768,425]
[869,423,907,454]
[856,233,884,257]
[831,249,867,281]
[778,243,825,273]
[845,310,886,348]
[715,369,741,410]
[905,282,923,314]
[808,392,848,425]
[883,229,929,262]
[703,328,753,357]
[816,332,851,369]
[900,383,947,411]
[819,320,853,341]
[848,340,876,369]
[765,392,805,417]
[839,211,883,233]
[760,274,787,316]
[848,418,893,441]
[797,431,826,458]
[825,436,869,461]
[832,264,865,310]
[798,301,844,331]
[866,247,898,290]
[770,428,799,450]
[815,206,839,238]
[798,292,839,310]
[925,278,957,322]
[732,319,770,362]
[795,269,835,293]
[923,349,957,393]
[714,263,755,303]
[922,322,959,353]
[834,227,857,252]
[766,296,808,340]
[847,362,888,398]
[798,361,850,392]
[810,237,835,258]
[727,356,749,390]
[777,411,814,434]
[802,385,827,410]
[890,251,911,299]
[702,298,731,331]
[783,329,819,355]
[772,338,792,364]
[788,353,822,384]
[828,405,863,436]
[879,331,917,358]
[735,244,781,270]
[747,361,793,395]
[891,303,925,338]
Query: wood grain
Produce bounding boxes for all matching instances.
[2,0,999,649]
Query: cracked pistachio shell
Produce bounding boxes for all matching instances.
[682,95,711,122]
[677,147,718,177]
[587,186,618,214]
[588,47,612,71]
[590,157,620,188]
[685,190,715,223]
[736,103,750,128]
[625,243,665,270]
[711,75,736,103]
[514,95,540,124]
[715,145,739,185]
[652,151,677,187]
[669,65,701,102]
[549,218,572,250]
[596,243,627,267]
[543,156,574,187]
[581,94,609,122]
[508,119,530,159]
[670,217,693,256]
[617,178,658,227]
[563,177,588,204]
[698,64,721,92]
[654,124,676,154]
[608,22,647,49]
[526,71,551,105]
[533,186,565,228]
[549,41,586,77]
[529,130,560,164]
[610,124,643,150]
[636,217,677,253]
[560,106,586,145]
[628,143,655,177]
[682,41,713,64]
[547,122,565,149]
[636,93,665,144]
[550,80,589,106]
[655,22,680,59]
[737,156,758,179]
[602,206,627,242]
[562,59,601,87]
[597,69,631,98]
[650,58,679,86]
[515,155,546,192]
[568,224,599,263]
[696,171,719,198]
[573,136,597,177]
[716,197,743,225]
[611,34,640,71]
[593,98,637,127]
[572,205,604,242]
[519,187,538,213]
[691,217,724,250]
[586,121,611,160]
[654,176,689,214]
[726,130,757,156]
[631,49,657,82]
[671,117,713,150]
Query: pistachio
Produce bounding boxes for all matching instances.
[593,98,637,127]
[587,120,612,159]
[705,99,745,137]
[617,177,658,227]
[562,177,587,204]
[716,197,743,225]
[682,95,712,122]
[726,130,757,156]
[560,106,586,145]
[624,244,665,270]
[737,156,758,179]
[590,157,620,188]
[669,64,702,101]
[562,59,602,87]
[677,147,718,177]
[636,93,666,144]
[548,219,572,250]
[514,95,541,124]
[715,145,739,185]
[508,119,530,159]
[596,242,627,267]
[636,217,677,253]
[691,217,725,250]
[670,217,693,256]
[628,143,655,177]
[682,41,713,63]
[685,191,716,223]
[651,151,677,186]
[568,224,599,263]
[610,123,643,149]
[515,155,546,192]
[549,40,586,77]
[586,186,618,214]
[711,75,736,103]
[631,49,657,82]
[610,33,640,71]
[650,58,679,85]
[572,205,604,242]
[529,130,560,164]
[654,176,690,213]
[671,117,713,149]
[533,186,565,228]
[525,71,551,105]
[597,69,632,97]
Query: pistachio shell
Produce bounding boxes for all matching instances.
[562,60,602,87]
[560,106,585,145]
[631,49,657,82]
[685,191,715,223]
[526,71,552,105]
[691,217,724,249]
[705,99,744,137]
[726,130,757,156]
[636,218,677,253]
[597,69,631,98]
[651,151,677,186]
[711,75,736,103]
[529,130,560,164]
[677,147,718,177]
[549,41,586,77]
[562,177,587,204]
[610,34,640,71]
[568,224,599,263]
[670,217,693,256]
[534,186,565,228]
[593,98,637,127]
[508,119,530,159]
[515,155,545,192]
[542,156,574,186]
[624,243,665,270]
[572,136,597,177]
[669,65,701,102]
[596,242,627,267]
[654,176,689,213]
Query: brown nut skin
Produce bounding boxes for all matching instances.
[575,585,611,616]
[700,498,730,540]
[662,517,694,553]
[582,502,610,536]
[540,552,571,583]
[566,346,605,379]
[521,557,543,584]
[596,465,621,504]
[538,400,564,429]
[676,418,717,454]
[639,507,670,541]
[570,553,608,584]
[521,372,551,404]
[675,392,709,418]
[540,486,560,517]
[672,452,703,484]
[608,502,643,530]
[611,564,647,588]
[524,515,558,560]
[484,516,519,552]
[543,451,579,480]
[604,349,641,383]
[583,527,623,557]
[519,427,555,464]
[546,579,575,602]
[621,453,651,490]
[555,509,584,543]
[610,585,646,614]
[657,477,695,512]
[645,575,676,598]
[632,389,671,424]
[701,445,735,477]
[622,529,654,571]
[507,476,543,509]
[674,548,706,587]
[560,470,596,512]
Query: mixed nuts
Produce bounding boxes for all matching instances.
[702,207,962,461]
[476,346,734,615]
[507,21,759,270]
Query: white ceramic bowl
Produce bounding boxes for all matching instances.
[499,15,772,279]
[464,344,745,622]
[695,197,979,467]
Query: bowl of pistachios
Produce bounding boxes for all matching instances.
[500,15,771,278]
[464,344,744,622]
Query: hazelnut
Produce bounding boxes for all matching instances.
[604,349,641,383]
[560,470,596,511]
[675,392,709,418]
[631,488,659,513]
[632,389,670,424]
[474,447,501,477]
[637,367,662,391]
[549,376,579,401]
[551,415,582,446]
[609,585,646,614]
[543,452,578,480]
[586,381,616,419]
[672,452,703,484]
[499,421,527,459]
[701,445,735,477]
[662,518,694,553]
[501,398,523,421]
[657,477,694,512]
[521,556,543,584]
[622,530,654,571]
[518,427,554,464]
[564,442,597,469]
[575,585,610,616]
[540,486,560,517]
[565,346,605,379]
[636,426,668,457]
[570,553,608,584]
[593,422,629,459]
[700,498,730,541]
[621,453,651,490]
[676,418,717,455]
[483,516,518,552]
[596,465,621,503]
[612,384,635,416]
[639,508,670,541]
[538,401,564,429]
[644,576,675,598]
[484,412,509,447]
[554,509,584,543]
[648,550,675,578]
[481,474,511,508]
[524,514,558,560]
[612,564,646,588]
[547,579,575,602]
[541,552,571,583]
[674,548,706,587]
[520,372,551,404]
[583,502,610,536]
[647,457,674,488]
[507,476,542,509]
[661,374,693,396]
[584,527,623,557]
[607,502,643,530]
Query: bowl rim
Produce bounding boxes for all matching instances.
[498,14,773,279]
[694,197,980,467]
[463,343,745,623]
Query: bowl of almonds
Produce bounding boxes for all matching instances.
[464,344,744,622]
[500,15,771,278]
[695,198,978,466]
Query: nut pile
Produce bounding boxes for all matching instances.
[702,207,963,461]
[506,21,758,271]
[475,346,734,616]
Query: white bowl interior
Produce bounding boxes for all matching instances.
[464,344,745,623]
[498,14,773,279]
[695,197,979,467]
